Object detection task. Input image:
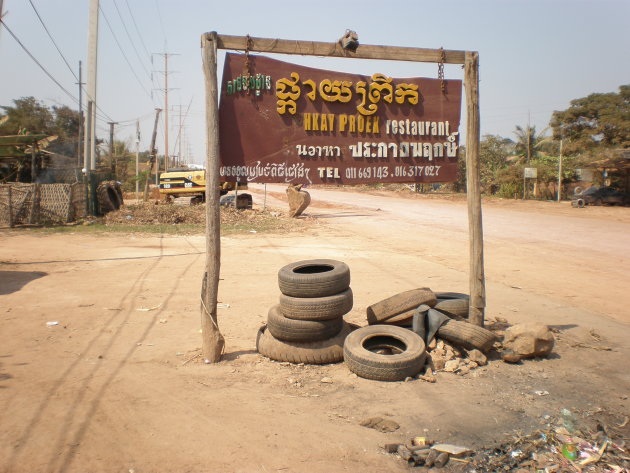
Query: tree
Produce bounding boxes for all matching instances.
[0,97,53,135]
[550,84,630,156]
[479,134,513,190]
[0,96,82,157]
[513,125,550,162]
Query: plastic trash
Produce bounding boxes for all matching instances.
[561,408,577,433]
[561,442,578,460]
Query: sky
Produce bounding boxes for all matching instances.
[0,0,629,166]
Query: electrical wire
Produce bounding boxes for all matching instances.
[27,0,77,82]
[1,18,81,110]
[172,97,193,156]
[98,3,153,101]
[154,0,168,48]
[124,0,152,61]
[112,0,152,80]
[24,0,114,123]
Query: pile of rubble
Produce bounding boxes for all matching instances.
[383,409,629,472]
[468,409,629,473]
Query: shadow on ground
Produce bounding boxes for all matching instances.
[0,271,47,295]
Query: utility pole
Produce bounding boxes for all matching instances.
[108,121,117,173]
[523,110,531,200]
[152,52,179,174]
[84,0,99,171]
[164,53,169,172]
[0,0,5,42]
[76,61,85,168]
[135,120,140,200]
[144,108,162,201]
[526,110,531,164]
[557,137,563,202]
[178,103,182,168]
[172,97,193,168]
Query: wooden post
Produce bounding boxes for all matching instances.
[200,31,225,362]
[143,108,162,202]
[65,184,74,223]
[464,51,486,327]
[7,185,13,228]
[31,142,37,183]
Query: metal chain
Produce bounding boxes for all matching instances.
[243,34,253,79]
[438,47,446,94]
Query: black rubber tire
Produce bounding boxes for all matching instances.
[380,308,415,325]
[434,292,469,300]
[278,259,350,298]
[279,288,353,321]
[366,288,436,325]
[256,322,354,364]
[343,325,427,381]
[96,181,122,213]
[266,305,343,342]
[434,298,469,319]
[437,320,497,353]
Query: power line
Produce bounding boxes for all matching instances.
[1,18,81,110]
[27,0,77,81]
[99,3,153,101]
[25,0,113,123]
[123,0,151,60]
[112,0,151,80]
[154,0,168,48]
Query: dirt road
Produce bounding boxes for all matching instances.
[1,188,629,473]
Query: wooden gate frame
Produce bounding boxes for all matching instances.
[201,32,484,362]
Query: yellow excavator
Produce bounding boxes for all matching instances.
[158,169,246,204]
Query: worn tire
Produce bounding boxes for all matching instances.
[434,299,469,319]
[343,325,427,381]
[278,259,350,298]
[437,320,497,352]
[367,288,436,325]
[267,305,343,342]
[279,288,353,321]
[96,181,122,213]
[256,322,353,364]
[379,308,416,325]
[435,292,469,300]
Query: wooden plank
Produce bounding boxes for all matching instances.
[201,32,225,363]
[464,51,485,327]
[211,33,467,65]
[0,134,48,145]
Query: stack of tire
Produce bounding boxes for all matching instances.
[256,259,355,364]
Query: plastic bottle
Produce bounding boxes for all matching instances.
[561,408,577,433]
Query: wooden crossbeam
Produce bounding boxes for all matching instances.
[210,33,468,65]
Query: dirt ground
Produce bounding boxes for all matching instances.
[1,186,629,473]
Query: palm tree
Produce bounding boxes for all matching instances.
[513,125,550,163]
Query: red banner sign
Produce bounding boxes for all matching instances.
[219,53,462,185]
